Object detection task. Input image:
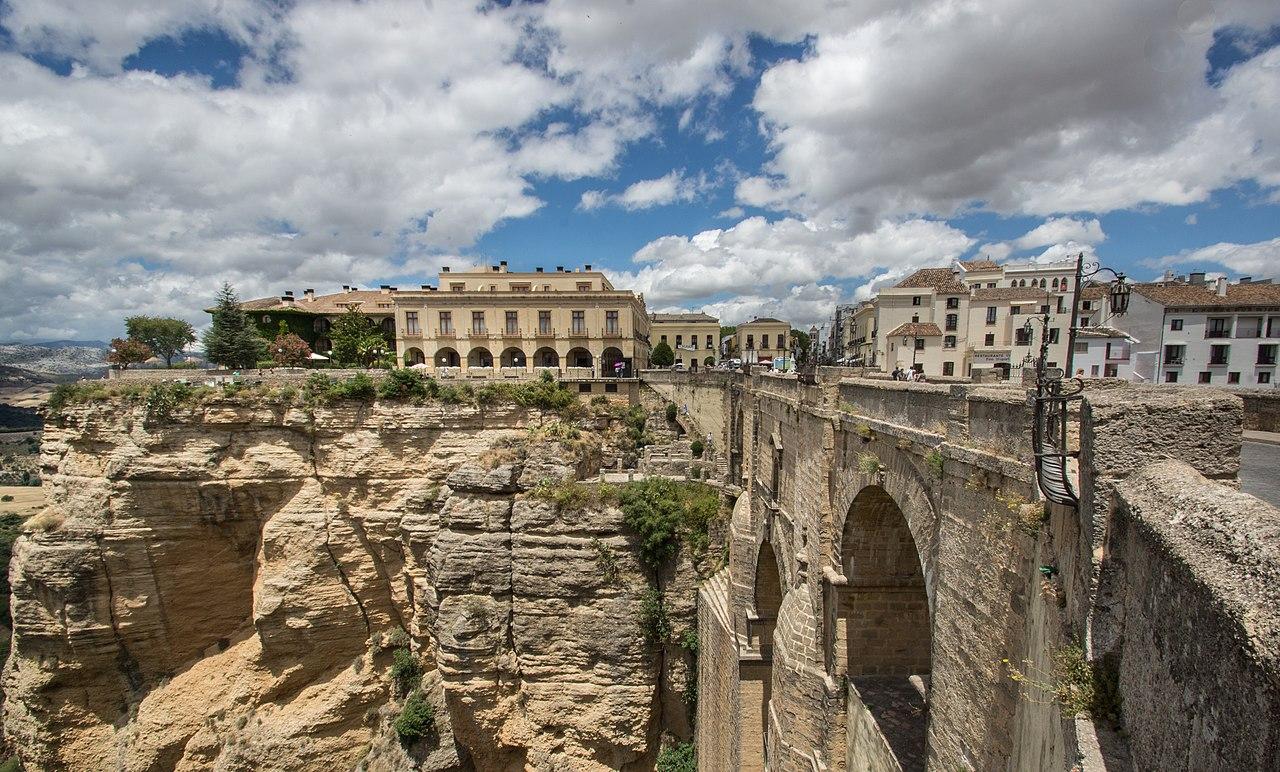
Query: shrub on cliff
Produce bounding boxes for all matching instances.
[619,478,719,568]
[656,741,696,772]
[665,402,678,423]
[638,587,672,644]
[393,689,437,745]
[690,439,704,458]
[390,647,421,693]
[377,368,431,400]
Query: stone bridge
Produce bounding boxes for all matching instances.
[643,370,1279,771]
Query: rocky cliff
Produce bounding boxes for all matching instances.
[3,396,710,770]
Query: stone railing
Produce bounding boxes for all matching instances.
[836,379,952,433]
[1239,388,1280,432]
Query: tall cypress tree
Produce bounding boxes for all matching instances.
[203,283,266,369]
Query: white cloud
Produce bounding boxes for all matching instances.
[610,216,974,322]
[1014,217,1106,249]
[717,206,745,219]
[743,1,1280,223]
[579,170,711,211]
[1185,213,1198,225]
[1151,237,1280,275]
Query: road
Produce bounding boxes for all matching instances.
[1240,440,1280,508]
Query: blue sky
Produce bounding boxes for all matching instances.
[0,1,1278,340]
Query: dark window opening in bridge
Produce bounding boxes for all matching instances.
[771,443,783,502]
[837,485,930,772]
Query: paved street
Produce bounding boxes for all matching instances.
[1240,440,1280,508]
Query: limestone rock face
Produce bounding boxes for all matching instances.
[3,401,701,771]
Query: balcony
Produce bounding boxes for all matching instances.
[568,326,589,338]
[1165,357,1185,366]
[603,326,623,338]
[1205,330,1231,339]
[470,328,488,337]
[501,327,522,338]
[436,329,456,339]
[1209,357,1230,366]
[534,327,555,338]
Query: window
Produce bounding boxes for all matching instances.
[380,317,396,335]
[911,314,919,323]
[747,334,754,349]
[450,282,465,292]
[1048,328,1060,344]
[984,333,995,346]
[1269,317,1280,338]
[1259,344,1278,365]
[1228,372,1241,384]
[676,335,683,348]
[1164,344,1185,365]
[1238,317,1263,338]
[1052,278,1059,289]
[505,311,518,334]
[471,311,485,334]
[706,335,714,349]
[1040,305,1050,315]
[1165,371,1178,383]
[1074,342,1089,353]
[914,338,925,351]
[1209,344,1229,365]
[579,383,592,393]
[987,282,996,288]
[1104,363,1118,378]
[945,313,958,331]
[438,311,453,334]
[605,310,619,334]
[1011,305,1021,316]
[1198,371,1212,383]
[777,334,786,349]
[1015,328,1031,346]
[944,335,956,349]
[1261,372,1273,384]
[405,311,420,335]
[510,282,531,292]
[986,306,997,324]
[1078,316,1092,327]
[1090,365,1100,376]
[1082,301,1094,311]
[1170,318,1183,331]
[1207,317,1231,338]
[571,310,585,334]
[538,310,551,334]
[1061,278,1069,290]
[577,282,592,291]
[1105,341,1129,360]
[943,361,955,376]
[605,382,618,393]
[912,296,921,306]
[661,335,668,343]
[946,297,959,309]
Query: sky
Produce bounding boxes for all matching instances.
[1,0,1279,341]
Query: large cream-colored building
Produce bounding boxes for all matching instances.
[735,318,791,364]
[392,263,650,377]
[650,312,720,368]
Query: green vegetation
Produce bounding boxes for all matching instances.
[656,741,696,772]
[925,449,945,479]
[591,537,620,583]
[390,647,421,694]
[857,452,882,476]
[853,422,874,440]
[0,511,24,664]
[529,480,618,512]
[204,283,268,369]
[0,496,12,503]
[330,306,391,368]
[622,405,651,451]
[619,478,719,567]
[690,439,704,458]
[125,315,197,367]
[106,337,154,369]
[1005,643,1120,724]
[665,402,678,423]
[638,586,672,644]
[393,689,437,745]
[651,340,675,367]
[302,372,377,403]
[0,754,23,772]
[270,324,312,367]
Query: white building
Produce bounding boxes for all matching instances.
[1120,274,1280,388]
[1071,326,1140,380]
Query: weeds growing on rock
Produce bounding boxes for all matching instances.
[390,647,421,694]
[656,741,696,772]
[925,449,945,479]
[618,478,719,568]
[393,689,437,745]
[857,452,882,476]
[23,511,64,533]
[639,587,672,644]
[591,537,620,583]
[1005,642,1120,724]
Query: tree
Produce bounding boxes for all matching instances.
[124,316,196,367]
[651,340,675,367]
[203,283,267,369]
[330,306,390,367]
[790,328,813,366]
[107,337,152,369]
[271,331,312,367]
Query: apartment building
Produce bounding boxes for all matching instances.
[650,312,720,368]
[876,268,970,376]
[392,263,650,377]
[1072,326,1139,380]
[736,318,791,364]
[1119,274,1280,388]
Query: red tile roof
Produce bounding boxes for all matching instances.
[1131,282,1280,308]
[959,259,1001,271]
[894,268,969,294]
[886,322,943,337]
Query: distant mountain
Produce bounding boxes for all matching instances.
[0,342,109,376]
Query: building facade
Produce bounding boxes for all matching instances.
[233,286,400,359]
[650,312,720,368]
[1119,274,1280,388]
[392,264,650,377]
[735,318,791,365]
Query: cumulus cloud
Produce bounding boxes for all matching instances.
[742,0,1280,223]
[1149,237,1280,275]
[578,170,711,211]
[608,216,974,322]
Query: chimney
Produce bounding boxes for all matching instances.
[304,288,315,300]
[281,294,294,303]
[284,290,294,297]
[1162,270,1174,282]
[420,284,431,290]
[441,266,451,273]
[500,260,508,270]
[1240,276,1252,284]
[342,285,350,292]
[491,264,500,272]
[390,286,398,292]
[585,264,592,271]
[536,267,543,273]
[1215,277,1228,296]
[1189,271,1205,286]
[380,284,391,294]
[556,265,564,272]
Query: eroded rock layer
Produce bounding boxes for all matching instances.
[3,399,701,771]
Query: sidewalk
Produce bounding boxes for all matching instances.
[1244,430,1280,446]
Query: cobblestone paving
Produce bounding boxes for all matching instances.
[853,676,928,772]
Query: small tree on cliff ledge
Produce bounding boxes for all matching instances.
[203,283,266,369]
[107,337,152,369]
[651,340,675,367]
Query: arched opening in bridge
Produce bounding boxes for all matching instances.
[837,485,931,771]
[741,540,783,772]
